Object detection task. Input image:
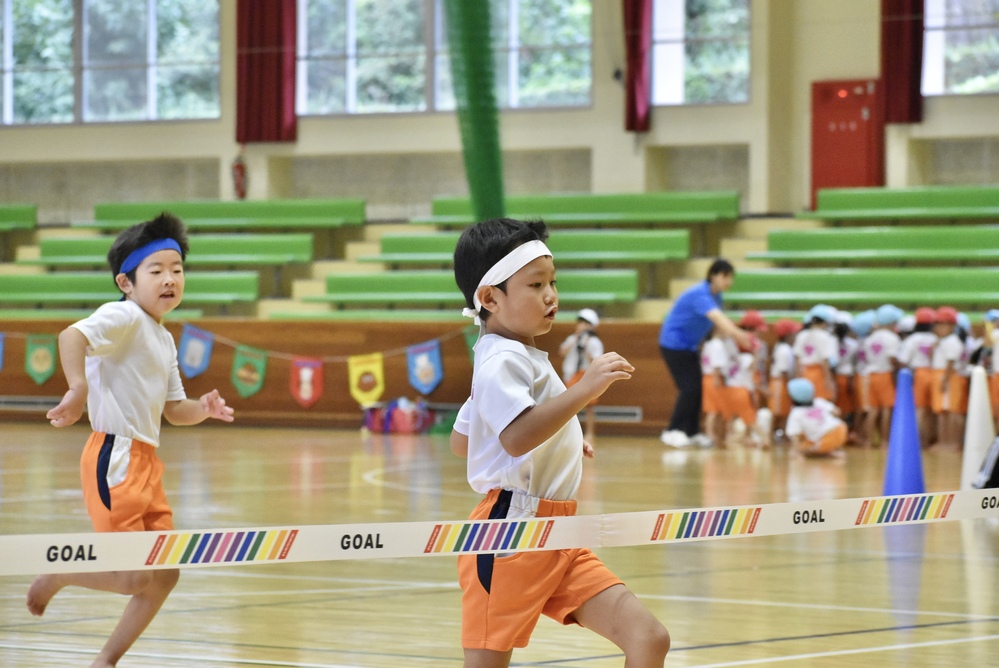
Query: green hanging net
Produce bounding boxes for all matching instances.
[443,0,505,222]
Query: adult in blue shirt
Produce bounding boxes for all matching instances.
[659,259,753,448]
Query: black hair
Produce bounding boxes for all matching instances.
[453,218,549,322]
[833,322,851,341]
[791,397,814,407]
[706,258,734,280]
[913,322,933,333]
[107,212,189,286]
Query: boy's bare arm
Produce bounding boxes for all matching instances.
[47,327,90,428]
[500,352,633,457]
[163,389,235,425]
[450,430,469,457]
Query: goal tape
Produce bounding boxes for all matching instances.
[3,489,998,577]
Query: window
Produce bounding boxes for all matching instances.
[296,0,592,116]
[922,0,999,96]
[1,0,219,126]
[651,0,750,106]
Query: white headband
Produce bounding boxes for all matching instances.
[461,240,552,322]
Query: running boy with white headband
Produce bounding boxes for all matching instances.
[27,212,235,667]
[450,218,670,667]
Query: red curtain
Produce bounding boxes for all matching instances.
[236,0,297,143]
[881,0,924,124]
[623,0,652,132]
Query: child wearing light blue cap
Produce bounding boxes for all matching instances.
[793,304,838,401]
[986,310,999,431]
[786,378,848,456]
[858,305,902,448]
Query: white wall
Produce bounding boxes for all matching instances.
[1,0,998,224]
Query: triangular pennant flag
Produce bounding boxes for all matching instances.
[178,324,215,378]
[463,325,478,363]
[25,334,57,385]
[231,345,268,398]
[348,352,385,406]
[407,340,443,395]
[290,356,324,408]
[0,333,5,373]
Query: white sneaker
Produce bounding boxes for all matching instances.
[690,433,715,448]
[660,430,692,448]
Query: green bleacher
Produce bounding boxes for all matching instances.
[801,185,999,222]
[746,225,999,264]
[358,229,689,266]
[302,268,639,309]
[726,267,999,309]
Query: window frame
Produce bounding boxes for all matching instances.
[921,0,999,98]
[0,0,220,126]
[295,0,593,117]
[650,0,752,108]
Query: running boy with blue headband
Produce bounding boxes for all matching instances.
[450,218,670,668]
[27,212,235,668]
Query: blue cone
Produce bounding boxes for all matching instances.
[883,368,925,496]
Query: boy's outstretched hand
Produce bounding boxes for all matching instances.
[578,352,634,399]
[47,388,86,428]
[200,389,235,422]
[583,439,595,459]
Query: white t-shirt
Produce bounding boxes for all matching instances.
[862,328,900,374]
[786,398,842,442]
[729,351,756,390]
[932,333,964,371]
[835,337,858,376]
[700,337,731,377]
[560,330,604,380]
[72,300,186,447]
[769,341,795,379]
[898,331,938,369]
[793,328,838,367]
[456,333,583,503]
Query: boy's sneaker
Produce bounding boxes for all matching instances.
[660,430,692,448]
[690,433,715,448]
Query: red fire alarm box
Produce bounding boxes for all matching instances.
[810,79,884,210]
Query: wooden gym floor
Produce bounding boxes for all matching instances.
[0,420,997,667]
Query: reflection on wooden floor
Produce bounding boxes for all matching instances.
[1,421,997,667]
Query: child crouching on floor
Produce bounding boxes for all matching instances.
[785,378,848,457]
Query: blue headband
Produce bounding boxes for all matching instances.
[119,238,183,275]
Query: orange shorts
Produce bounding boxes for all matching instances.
[912,367,935,409]
[802,365,833,400]
[724,386,756,425]
[932,371,968,415]
[702,374,726,414]
[458,489,622,651]
[567,370,598,407]
[80,432,173,533]
[801,422,848,456]
[835,374,855,415]
[858,372,895,410]
[768,378,791,418]
[989,374,999,416]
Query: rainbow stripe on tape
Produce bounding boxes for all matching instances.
[855,492,953,526]
[424,519,555,553]
[651,507,762,541]
[146,529,298,566]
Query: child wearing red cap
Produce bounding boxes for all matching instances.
[931,306,966,449]
[768,319,800,443]
[898,306,938,447]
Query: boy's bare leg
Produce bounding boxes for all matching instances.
[29,569,179,667]
[92,569,180,667]
[463,648,513,668]
[27,570,157,616]
[571,584,670,667]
